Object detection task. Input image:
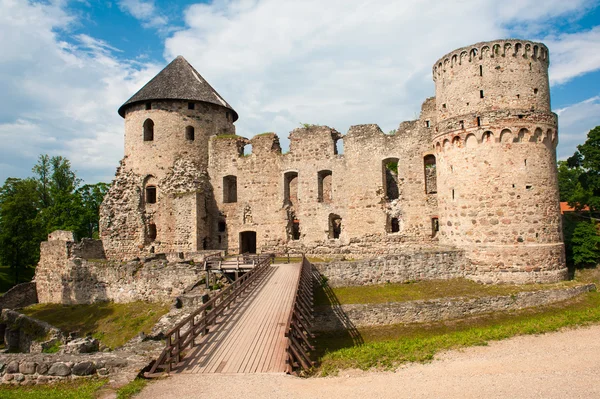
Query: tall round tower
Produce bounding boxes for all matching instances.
[118,55,238,177]
[101,56,238,260]
[432,39,566,283]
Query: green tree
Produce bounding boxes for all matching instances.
[557,160,583,202]
[0,178,43,283]
[571,220,600,267]
[33,155,84,237]
[566,126,600,212]
[77,182,109,238]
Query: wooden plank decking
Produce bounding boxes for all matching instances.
[174,262,301,374]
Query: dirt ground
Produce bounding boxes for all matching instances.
[139,325,600,399]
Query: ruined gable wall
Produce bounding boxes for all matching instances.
[208,101,440,256]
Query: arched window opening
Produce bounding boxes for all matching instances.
[329,214,342,239]
[382,158,399,200]
[424,155,437,194]
[223,175,237,203]
[143,119,154,141]
[148,223,157,241]
[145,186,157,204]
[431,218,439,237]
[318,170,333,203]
[284,171,299,206]
[185,126,195,141]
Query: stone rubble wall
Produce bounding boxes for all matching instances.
[313,248,467,287]
[0,353,131,386]
[0,283,38,311]
[1,309,63,354]
[314,283,596,331]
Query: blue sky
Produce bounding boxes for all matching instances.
[1,0,600,185]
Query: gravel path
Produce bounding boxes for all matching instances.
[140,325,600,399]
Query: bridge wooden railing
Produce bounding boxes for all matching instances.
[144,253,274,378]
[284,255,316,374]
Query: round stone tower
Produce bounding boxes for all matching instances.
[101,56,238,260]
[118,55,238,178]
[431,39,567,283]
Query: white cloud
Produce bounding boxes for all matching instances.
[0,0,598,185]
[163,0,599,149]
[118,0,168,28]
[546,27,600,85]
[0,0,161,184]
[556,96,600,159]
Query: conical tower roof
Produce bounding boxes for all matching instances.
[118,56,238,121]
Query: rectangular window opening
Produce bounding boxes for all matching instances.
[146,186,157,204]
[188,102,195,110]
[145,102,151,110]
[479,65,483,76]
[431,217,439,237]
[480,90,484,99]
[477,117,481,126]
[425,120,431,128]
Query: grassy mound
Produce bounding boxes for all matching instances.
[21,302,170,349]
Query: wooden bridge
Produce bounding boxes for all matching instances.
[145,254,315,377]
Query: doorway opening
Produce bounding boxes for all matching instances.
[240,231,257,254]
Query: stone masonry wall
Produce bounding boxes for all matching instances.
[207,98,440,256]
[36,233,212,304]
[314,248,467,287]
[314,284,595,331]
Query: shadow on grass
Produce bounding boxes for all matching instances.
[312,268,363,357]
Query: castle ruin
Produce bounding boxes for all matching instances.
[35,39,567,304]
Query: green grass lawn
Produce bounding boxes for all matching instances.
[21,302,170,349]
[0,378,149,399]
[315,268,600,375]
[315,276,585,306]
[0,265,35,295]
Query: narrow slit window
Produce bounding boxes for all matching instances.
[480,90,484,98]
[148,223,157,241]
[452,189,455,200]
[431,218,439,236]
[479,65,483,76]
[292,220,300,240]
[426,120,431,128]
[284,171,299,206]
[145,186,157,204]
[477,117,481,126]
[389,217,400,233]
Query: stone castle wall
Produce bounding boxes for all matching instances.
[35,232,211,304]
[207,98,440,256]
[91,38,567,284]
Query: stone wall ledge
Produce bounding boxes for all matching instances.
[314,283,596,332]
[0,352,136,386]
